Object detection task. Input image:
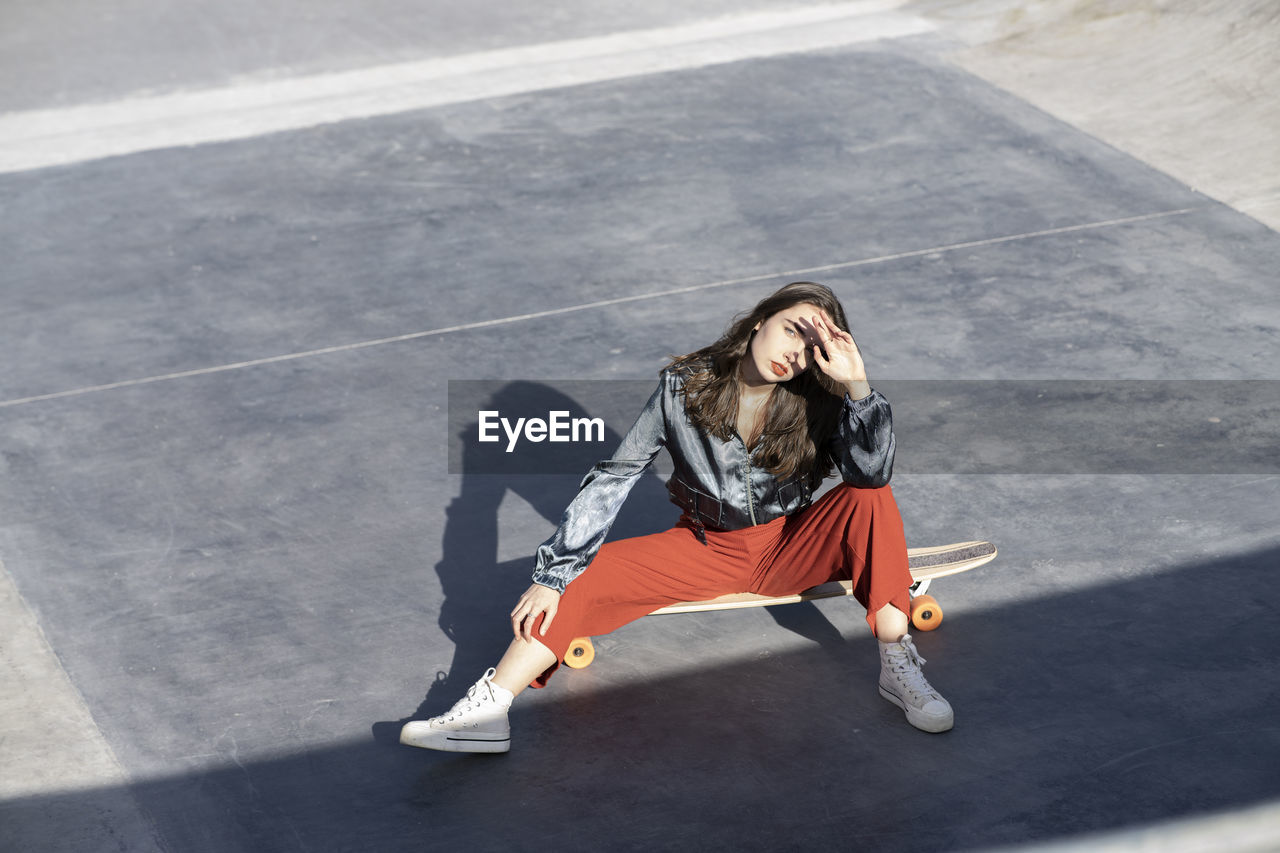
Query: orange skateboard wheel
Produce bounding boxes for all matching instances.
[565,637,595,669]
[910,595,943,631]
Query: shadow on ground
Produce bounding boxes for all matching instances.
[5,542,1279,852]
[373,380,674,735]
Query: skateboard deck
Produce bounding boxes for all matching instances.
[565,540,995,668]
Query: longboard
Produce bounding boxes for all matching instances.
[565,540,996,668]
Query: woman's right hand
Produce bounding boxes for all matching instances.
[510,583,562,643]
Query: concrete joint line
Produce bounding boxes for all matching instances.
[0,206,1199,410]
[0,2,931,174]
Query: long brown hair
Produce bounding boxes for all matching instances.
[668,281,853,487]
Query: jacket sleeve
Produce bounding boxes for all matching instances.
[828,388,895,488]
[530,377,669,593]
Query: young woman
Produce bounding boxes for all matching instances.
[402,281,953,753]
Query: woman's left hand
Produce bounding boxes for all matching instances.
[807,313,867,386]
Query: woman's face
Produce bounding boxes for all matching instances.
[743,301,830,386]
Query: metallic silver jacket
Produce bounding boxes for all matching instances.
[530,367,896,593]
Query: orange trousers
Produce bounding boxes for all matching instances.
[530,483,912,687]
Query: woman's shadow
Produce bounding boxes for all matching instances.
[373,379,846,743]
[372,380,664,742]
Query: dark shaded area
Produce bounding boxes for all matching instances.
[382,381,670,730]
[6,545,1280,852]
[449,380,1280,475]
[885,379,1280,474]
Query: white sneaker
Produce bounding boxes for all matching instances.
[878,635,954,733]
[400,668,513,753]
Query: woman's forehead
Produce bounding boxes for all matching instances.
[771,302,825,322]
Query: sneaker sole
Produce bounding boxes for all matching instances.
[400,728,511,754]
[878,684,954,733]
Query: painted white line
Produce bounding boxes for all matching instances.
[0,207,1199,409]
[0,2,931,174]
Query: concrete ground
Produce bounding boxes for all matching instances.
[1,2,1278,851]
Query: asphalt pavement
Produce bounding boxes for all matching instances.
[2,3,1278,851]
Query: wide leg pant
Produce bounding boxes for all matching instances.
[530,483,913,687]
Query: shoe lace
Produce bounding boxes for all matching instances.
[441,669,497,722]
[886,639,939,702]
